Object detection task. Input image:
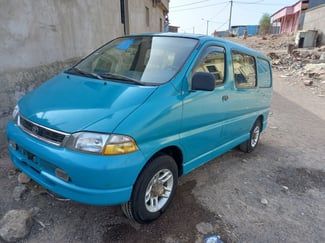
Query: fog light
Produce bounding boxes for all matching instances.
[8,140,18,150]
[55,168,70,182]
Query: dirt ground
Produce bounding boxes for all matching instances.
[0,35,325,242]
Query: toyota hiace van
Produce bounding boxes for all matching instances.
[7,33,272,223]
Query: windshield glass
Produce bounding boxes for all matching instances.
[68,36,198,85]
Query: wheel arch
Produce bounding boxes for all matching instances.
[256,115,264,131]
[137,145,183,180]
[151,146,183,177]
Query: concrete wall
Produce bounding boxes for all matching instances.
[0,0,168,151]
[0,0,125,72]
[303,4,325,45]
[128,0,167,34]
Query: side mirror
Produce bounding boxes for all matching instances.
[191,72,215,91]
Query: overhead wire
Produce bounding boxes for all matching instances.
[170,0,288,32]
[170,0,213,9]
[170,1,229,12]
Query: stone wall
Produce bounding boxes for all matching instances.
[0,0,124,73]
[303,4,325,45]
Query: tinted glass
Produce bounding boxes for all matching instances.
[232,51,257,89]
[257,58,272,88]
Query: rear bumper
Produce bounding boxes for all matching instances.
[6,121,146,205]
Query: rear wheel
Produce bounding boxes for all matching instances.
[121,154,178,224]
[240,119,262,153]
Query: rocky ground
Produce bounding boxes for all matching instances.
[0,34,325,242]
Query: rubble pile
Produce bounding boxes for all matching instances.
[267,44,325,97]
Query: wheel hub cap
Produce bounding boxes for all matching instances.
[144,169,174,213]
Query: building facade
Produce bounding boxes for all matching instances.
[271,0,309,34]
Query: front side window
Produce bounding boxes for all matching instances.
[232,51,257,88]
[193,46,225,86]
[67,36,198,85]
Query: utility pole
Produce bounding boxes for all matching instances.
[228,0,233,32]
[206,20,209,35]
[201,18,210,35]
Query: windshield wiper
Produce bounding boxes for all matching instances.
[69,67,103,80]
[100,72,143,85]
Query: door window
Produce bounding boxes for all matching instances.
[193,46,225,86]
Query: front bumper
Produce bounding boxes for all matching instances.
[6,121,146,205]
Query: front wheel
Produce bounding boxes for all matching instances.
[121,154,178,224]
[240,119,262,153]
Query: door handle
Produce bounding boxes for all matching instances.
[222,95,229,101]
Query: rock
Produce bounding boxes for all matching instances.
[12,185,27,201]
[287,44,295,54]
[29,207,40,216]
[311,54,320,60]
[304,80,313,86]
[281,185,289,193]
[7,170,16,179]
[260,198,268,205]
[196,222,214,234]
[18,172,31,184]
[320,52,325,61]
[0,210,33,242]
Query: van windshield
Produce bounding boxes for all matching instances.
[68,36,198,85]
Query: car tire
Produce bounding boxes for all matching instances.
[240,119,262,153]
[121,154,178,224]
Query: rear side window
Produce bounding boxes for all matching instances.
[232,51,256,88]
[257,58,272,88]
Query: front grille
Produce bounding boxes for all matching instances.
[18,115,69,146]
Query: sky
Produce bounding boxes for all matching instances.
[168,0,298,34]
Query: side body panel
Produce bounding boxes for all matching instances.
[179,40,272,174]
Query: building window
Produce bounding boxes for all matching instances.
[160,18,162,32]
[120,0,125,24]
[146,7,149,27]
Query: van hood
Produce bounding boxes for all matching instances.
[19,73,156,133]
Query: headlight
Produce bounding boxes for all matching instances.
[66,132,138,155]
[12,105,19,122]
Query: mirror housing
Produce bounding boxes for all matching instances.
[191,72,215,91]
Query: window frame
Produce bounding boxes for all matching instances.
[231,50,257,89]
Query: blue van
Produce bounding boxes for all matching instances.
[6,33,272,223]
